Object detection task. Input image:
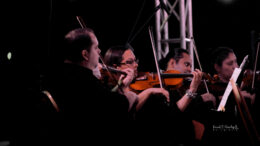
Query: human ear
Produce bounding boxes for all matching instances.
[82,49,89,61]
[171,58,176,66]
[168,58,175,67]
[214,64,220,73]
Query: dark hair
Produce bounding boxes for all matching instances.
[210,47,234,67]
[64,28,94,62]
[159,48,189,70]
[104,44,134,67]
[209,46,235,74]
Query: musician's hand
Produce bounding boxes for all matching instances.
[119,68,135,88]
[189,69,203,93]
[240,90,256,105]
[201,93,216,108]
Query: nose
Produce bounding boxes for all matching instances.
[186,66,191,73]
[134,61,138,68]
[235,62,238,68]
[233,62,238,69]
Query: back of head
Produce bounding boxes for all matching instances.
[64,28,94,63]
[159,48,189,71]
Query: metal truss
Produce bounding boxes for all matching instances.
[155,0,194,71]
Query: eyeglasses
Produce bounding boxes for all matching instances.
[120,58,139,66]
[184,62,191,67]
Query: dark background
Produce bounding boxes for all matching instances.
[0,0,259,81]
[41,0,260,74]
[0,0,259,143]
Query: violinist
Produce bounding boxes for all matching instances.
[159,48,216,108]
[103,44,170,112]
[205,46,258,146]
[40,28,138,146]
[159,48,217,144]
[209,46,256,105]
[103,45,204,145]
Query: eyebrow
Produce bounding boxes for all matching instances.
[184,62,191,65]
[125,58,136,61]
[227,58,236,63]
[226,60,235,64]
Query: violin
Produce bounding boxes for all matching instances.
[129,70,217,93]
[203,74,228,96]
[99,65,127,89]
[240,69,260,91]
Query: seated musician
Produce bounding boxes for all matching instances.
[159,47,217,144]
[159,48,217,108]
[103,44,170,112]
[204,46,258,146]
[209,46,255,106]
[103,44,204,145]
[40,28,141,146]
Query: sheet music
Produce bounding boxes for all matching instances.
[217,55,248,111]
[217,68,242,111]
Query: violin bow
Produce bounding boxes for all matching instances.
[42,90,60,112]
[148,26,164,88]
[76,16,87,28]
[149,26,170,106]
[191,37,209,93]
[230,79,260,145]
[252,42,260,89]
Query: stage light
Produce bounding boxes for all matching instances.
[7,52,12,60]
[217,0,236,5]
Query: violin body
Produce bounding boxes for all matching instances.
[129,70,184,93]
[241,69,260,91]
[129,70,217,94]
[130,72,159,92]
[99,66,122,90]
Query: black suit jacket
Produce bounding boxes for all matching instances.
[39,63,134,146]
